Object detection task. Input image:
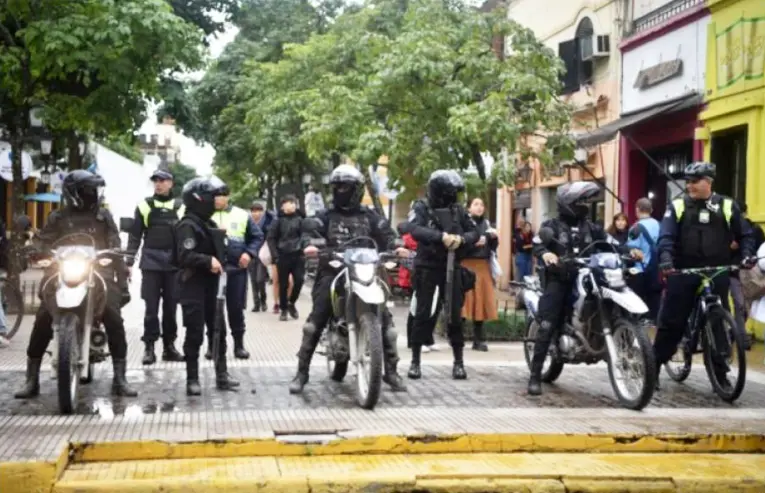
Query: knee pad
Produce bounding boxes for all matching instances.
[302,321,317,338]
[383,326,398,347]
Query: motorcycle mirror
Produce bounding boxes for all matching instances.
[119,217,135,233]
[538,227,555,244]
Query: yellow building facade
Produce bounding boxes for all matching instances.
[699,0,765,338]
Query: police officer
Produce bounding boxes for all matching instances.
[205,188,263,360]
[175,177,240,395]
[288,164,409,394]
[127,169,185,365]
[528,181,631,396]
[655,162,756,388]
[15,170,137,399]
[399,169,479,381]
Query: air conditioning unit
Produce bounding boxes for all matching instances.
[580,34,610,61]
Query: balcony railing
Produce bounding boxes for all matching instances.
[631,0,704,34]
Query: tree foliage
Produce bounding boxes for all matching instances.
[238,0,573,196]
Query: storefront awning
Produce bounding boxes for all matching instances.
[575,92,703,148]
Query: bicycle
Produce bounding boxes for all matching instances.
[0,271,26,340]
[663,264,747,403]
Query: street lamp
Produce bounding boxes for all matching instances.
[78,139,86,156]
[40,136,53,185]
[29,107,44,128]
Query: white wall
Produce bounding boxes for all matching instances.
[621,15,709,114]
[95,143,152,223]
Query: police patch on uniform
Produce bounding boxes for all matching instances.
[532,235,542,244]
[183,237,196,250]
[664,209,672,218]
[230,222,238,231]
[699,210,710,224]
[407,210,416,222]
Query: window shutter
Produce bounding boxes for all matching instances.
[558,39,579,94]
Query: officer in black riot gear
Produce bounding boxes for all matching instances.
[175,177,240,396]
[15,170,137,399]
[399,170,479,381]
[529,181,633,396]
[127,169,185,365]
[654,162,756,388]
[288,164,409,394]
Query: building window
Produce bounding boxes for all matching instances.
[558,17,596,94]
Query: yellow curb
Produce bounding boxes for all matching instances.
[0,448,68,493]
[51,453,765,493]
[68,432,765,462]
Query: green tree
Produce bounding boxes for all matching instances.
[243,0,573,201]
[168,162,198,196]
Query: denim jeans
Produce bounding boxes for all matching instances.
[515,253,533,281]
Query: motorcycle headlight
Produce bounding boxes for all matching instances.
[61,258,90,285]
[603,268,625,288]
[353,263,376,283]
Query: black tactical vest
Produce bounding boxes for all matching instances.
[141,197,183,251]
[677,197,732,267]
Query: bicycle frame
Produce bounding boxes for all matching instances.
[679,267,730,355]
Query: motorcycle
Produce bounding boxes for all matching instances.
[523,227,657,410]
[37,233,126,414]
[309,235,398,410]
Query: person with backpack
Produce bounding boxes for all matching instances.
[626,197,662,322]
[127,169,186,365]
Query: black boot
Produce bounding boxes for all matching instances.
[452,345,467,380]
[251,300,260,313]
[289,322,318,394]
[527,358,543,396]
[14,357,42,399]
[471,322,488,352]
[186,359,201,396]
[215,359,240,391]
[383,358,407,392]
[407,345,422,379]
[204,336,213,360]
[234,335,250,359]
[112,359,138,397]
[288,303,299,320]
[162,343,185,362]
[142,342,156,365]
[279,311,288,321]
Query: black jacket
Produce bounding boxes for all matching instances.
[399,199,479,268]
[465,215,498,259]
[532,216,615,280]
[267,209,305,259]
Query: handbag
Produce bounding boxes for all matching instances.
[490,251,503,281]
[258,243,273,267]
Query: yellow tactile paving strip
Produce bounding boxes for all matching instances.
[53,453,765,493]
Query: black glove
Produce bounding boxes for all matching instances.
[741,256,758,270]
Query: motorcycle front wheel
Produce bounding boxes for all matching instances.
[355,311,383,410]
[606,317,656,411]
[57,313,82,415]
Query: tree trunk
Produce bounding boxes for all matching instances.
[7,125,28,293]
[67,132,83,169]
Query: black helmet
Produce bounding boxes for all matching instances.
[182,176,228,220]
[683,161,716,180]
[62,170,105,212]
[556,181,600,219]
[329,164,365,210]
[427,170,464,208]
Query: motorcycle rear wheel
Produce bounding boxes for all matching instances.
[57,313,82,415]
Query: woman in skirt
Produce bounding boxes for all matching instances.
[461,197,499,351]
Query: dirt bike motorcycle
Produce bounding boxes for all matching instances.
[309,235,398,410]
[523,227,657,410]
[37,233,126,414]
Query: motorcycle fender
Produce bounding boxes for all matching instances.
[601,287,649,315]
[523,289,540,315]
[351,281,386,305]
[56,284,88,309]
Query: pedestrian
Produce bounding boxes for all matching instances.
[625,198,661,322]
[207,188,264,360]
[607,212,630,245]
[266,195,306,321]
[461,197,499,352]
[249,200,275,312]
[175,176,240,396]
[126,169,185,365]
[399,170,479,381]
[513,219,533,281]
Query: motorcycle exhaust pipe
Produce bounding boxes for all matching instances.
[91,329,107,348]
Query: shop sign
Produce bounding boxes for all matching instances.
[716,17,765,90]
[634,59,684,89]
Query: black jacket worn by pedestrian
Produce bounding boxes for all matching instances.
[174,213,226,301]
[399,199,479,269]
[464,216,497,259]
[267,209,305,260]
[658,194,754,269]
[127,194,183,271]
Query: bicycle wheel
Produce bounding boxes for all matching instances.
[702,306,746,403]
[2,281,26,339]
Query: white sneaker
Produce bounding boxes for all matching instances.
[428,343,441,352]
[0,335,9,348]
[421,345,431,353]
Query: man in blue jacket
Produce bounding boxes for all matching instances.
[626,197,661,321]
[249,200,275,312]
[206,188,264,360]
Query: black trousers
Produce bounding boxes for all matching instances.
[653,273,730,372]
[410,267,465,348]
[530,277,571,365]
[141,270,179,345]
[182,280,225,362]
[276,252,305,310]
[248,260,268,306]
[27,283,128,360]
